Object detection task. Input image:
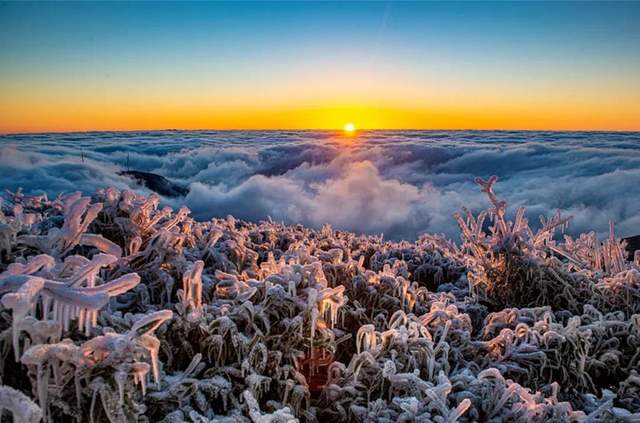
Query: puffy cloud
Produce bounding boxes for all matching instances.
[1,130,639,240]
[182,160,445,240]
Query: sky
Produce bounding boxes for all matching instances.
[1,1,639,133]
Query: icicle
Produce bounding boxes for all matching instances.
[310,308,319,348]
[182,260,204,313]
[131,362,150,395]
[0,275,45,360]
[114,369,127,406]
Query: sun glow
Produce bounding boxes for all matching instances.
[343,123,356,133]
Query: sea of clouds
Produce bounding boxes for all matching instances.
[1,130,639,241]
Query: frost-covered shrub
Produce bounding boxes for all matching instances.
[0,180,639,422]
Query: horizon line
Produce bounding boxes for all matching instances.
[3,127,640,136]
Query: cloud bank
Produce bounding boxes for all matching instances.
[1,130,639,240]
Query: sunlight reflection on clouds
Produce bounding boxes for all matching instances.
[1,130,639,240]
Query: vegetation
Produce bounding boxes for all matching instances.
[0,178,638,422]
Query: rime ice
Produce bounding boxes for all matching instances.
[0,178,639,422]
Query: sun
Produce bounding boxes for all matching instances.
[343,123,356,133]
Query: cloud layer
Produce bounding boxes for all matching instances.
[2,130,639,240]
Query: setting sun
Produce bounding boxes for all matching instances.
[344,123,356,133]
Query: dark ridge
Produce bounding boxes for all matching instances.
[624,235,640,261]
[118,170,189,198]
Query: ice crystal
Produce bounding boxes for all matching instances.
[0,180,638,422]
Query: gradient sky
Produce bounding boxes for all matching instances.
[1,1,639,133]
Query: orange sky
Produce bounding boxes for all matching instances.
[2,100,638,134]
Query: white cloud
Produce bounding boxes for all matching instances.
[2,130,639,240]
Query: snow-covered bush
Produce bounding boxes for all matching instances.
[0,180,638,422]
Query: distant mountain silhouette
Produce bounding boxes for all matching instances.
[119,170,188,198]
[624,235,640,261]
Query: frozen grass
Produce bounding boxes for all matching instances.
[0,177,638,422]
